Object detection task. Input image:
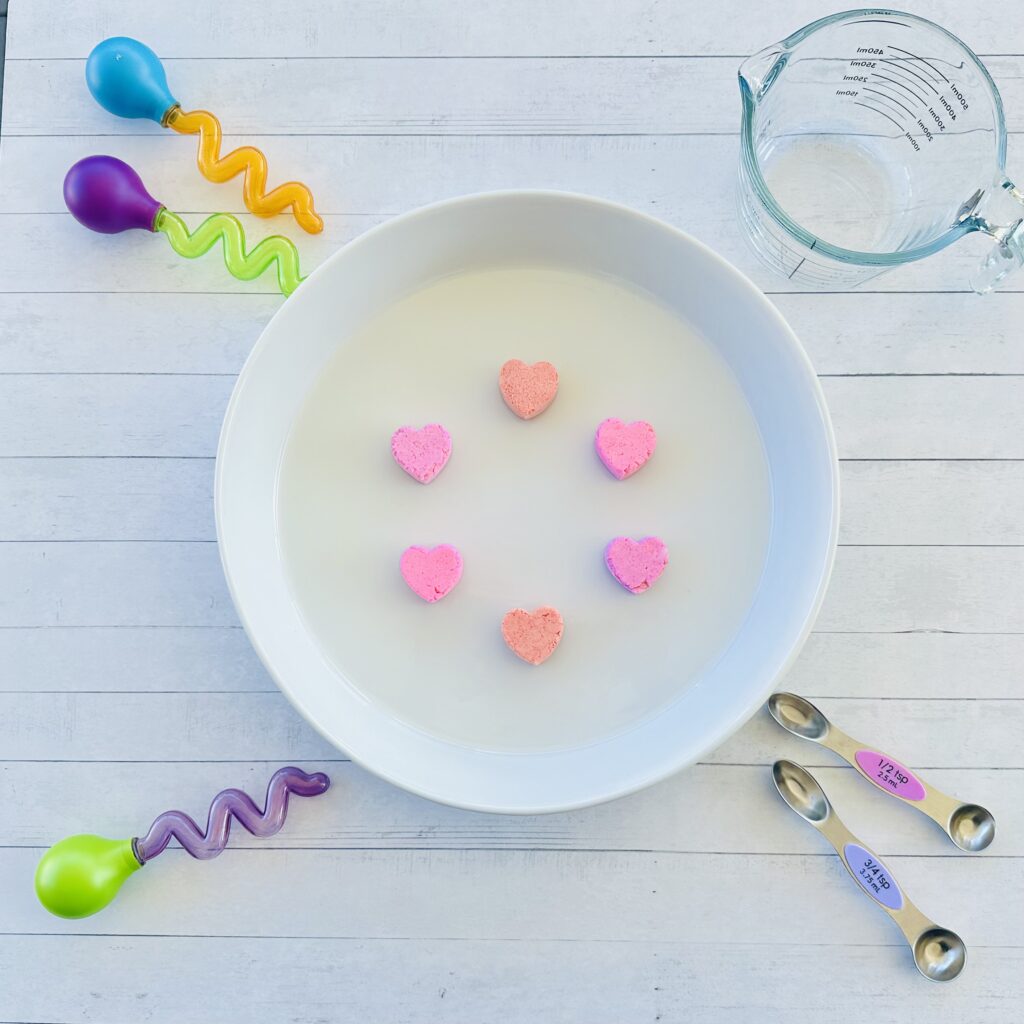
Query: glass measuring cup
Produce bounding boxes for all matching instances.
[738,9,1024,291]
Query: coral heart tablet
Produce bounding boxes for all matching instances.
[501,606,564,665]
[605,536,669,593]
[391,424,452,484]
[595,418,657,480]
[400,545,463,602]
[499,360,559,419]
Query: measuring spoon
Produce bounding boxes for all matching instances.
[772,759,966,982]
[767,692,995,853]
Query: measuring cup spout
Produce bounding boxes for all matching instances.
[738,45,786,102]
[967,178,1024,293]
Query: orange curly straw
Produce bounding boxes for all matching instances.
[165,107,323,234]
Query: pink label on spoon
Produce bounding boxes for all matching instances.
[843,843,903,911]
[854,750,927,801]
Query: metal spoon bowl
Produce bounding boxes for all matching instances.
[772,757,830,822]
[767,692,995,852]
[768,691,830,741]
[914,927,967,983]
[949,804,996,853]
[771,760,967,982]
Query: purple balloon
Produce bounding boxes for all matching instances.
[63,155,163,234]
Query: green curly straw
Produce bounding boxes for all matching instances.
[154,209,305,296]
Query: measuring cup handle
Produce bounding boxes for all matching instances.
[972,236,1024,294]
[969,179,1024,294]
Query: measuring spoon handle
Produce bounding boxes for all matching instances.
[821,726,967,834]
[816,815,940,952]
[821,817,921,924]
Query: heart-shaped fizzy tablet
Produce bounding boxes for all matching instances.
[499,360,559,420]
[501,606,564,665]
[391,424,452,484]
[400,545,463,602]
[605,536,669,593]
[595,418,657,480]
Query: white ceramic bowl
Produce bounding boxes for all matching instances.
[216,191,838,813]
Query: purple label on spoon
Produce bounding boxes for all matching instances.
[843,843,903,911]
[854,749,927,801]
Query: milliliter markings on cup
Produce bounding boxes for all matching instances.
[834,44,975,153]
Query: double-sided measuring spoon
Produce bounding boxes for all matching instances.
[772,760,966,982]
[768,693,995,853]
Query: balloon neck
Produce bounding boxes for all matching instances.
[161,103,182,128]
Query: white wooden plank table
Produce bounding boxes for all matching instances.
[1,2,1022,1020]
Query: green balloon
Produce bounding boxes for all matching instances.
[35,834,142,918]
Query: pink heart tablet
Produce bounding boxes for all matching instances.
[400,545,463,602]
[595,418,657,480]
[501,606,564,665]
[499,360,559,419]
[605,536,669,594]
[391,424,452,484]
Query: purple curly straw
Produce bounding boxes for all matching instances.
[134,766,330,863]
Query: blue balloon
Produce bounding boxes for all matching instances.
[86,37,178,123]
